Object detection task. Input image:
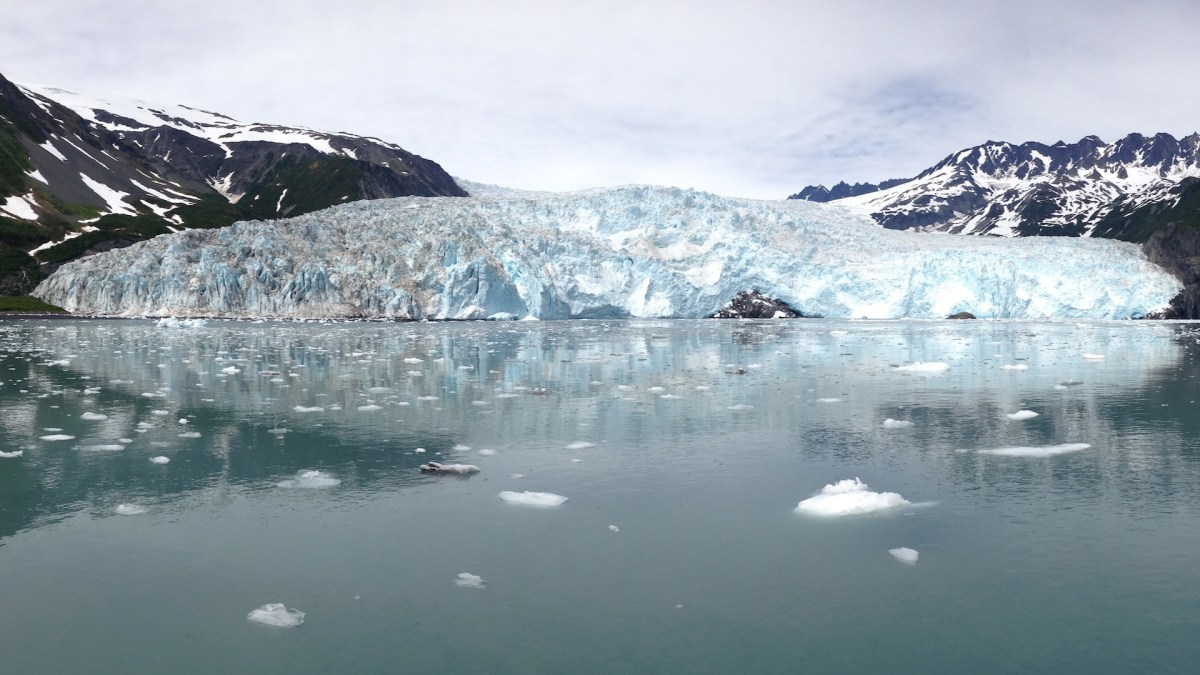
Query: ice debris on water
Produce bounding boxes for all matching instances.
[419,462,480,475]
[246,603,305,628]
[178,431,201,438]
[40,434,75,441]
[564,441,594,450]
[609,525,620,533]
[454,573,485,588]
[894,362,950,373]
[816,397,843,403]
[80,412,108,421]
[882,419,913,429]
[889,547,919,564]
[357,404,382,412]
[1082,353,1106,360]
[294,406,324,413]
[478,448,496,456]
[978,443,1091,457]
[499,491,568,506]
[1005,410,1039,420]
[115,504,147,515]
[452,444,471,451]
[1001,364,1029,371]
[795,478,910,516]
[277,470,341,488]
[0,450,23,458]
[728,404,754,411]
[79,444,124,452]
[149,456,170,464]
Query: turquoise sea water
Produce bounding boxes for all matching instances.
[0,318,1198,674]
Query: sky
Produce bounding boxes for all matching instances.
[3,0,1199,199]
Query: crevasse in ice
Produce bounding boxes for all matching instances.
[32,184,1181,320]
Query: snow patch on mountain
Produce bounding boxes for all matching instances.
[32,185,1180,320]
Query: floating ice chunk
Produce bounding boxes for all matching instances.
[151,410,169,416]
[115,504,147,515]
[509,473,526,479]
[1053,385,1069,390]
[454,573,485,588]
[816,397,843,403]
[564,441,594,450]
[221,366,241,374]
[452,444,471,451]
[978,443,1091,457]
[178,418,188,424]
[79,444,124,452]
[178,431,201,438]
[889,547,919,564]
[277,470,341,488]
[80,412,108,421]
[478,448,496,456]
[0,450,23,458]
[419,462,480,474]
[84,387,101,395]
[609,525,620,533]
[294,405,324,413]
[357,404,382,411]
[499,491,568,506]
[417,396,439,401]
[403,357,424,364]
[1082,353,1106,361]
[414,447,426,453]
[727,404,754,411]
[894,362,950,373]
[647,386,665,393]
[882,419,913,429]
[1001,364,1029,371]
[43,427,63,432]
[246,603,305,628]
[1005,410,1039,421]
[495,393,520,399]
[694,385,711,391]
[795,478,910,516]
[660,394,682,399]
[367,387,393,394]
[149,456,170,464]
[40,434,75,441]
[119,438,133,443]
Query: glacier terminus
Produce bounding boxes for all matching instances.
[32,184,1181,320]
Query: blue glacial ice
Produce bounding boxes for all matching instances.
[32,185,1181,320]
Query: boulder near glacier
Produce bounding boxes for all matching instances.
[32,184,1181,320]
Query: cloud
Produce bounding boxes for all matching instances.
[3,0,1199,198]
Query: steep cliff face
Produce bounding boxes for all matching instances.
[32,185,1181,320]
[1143,223,1200,318]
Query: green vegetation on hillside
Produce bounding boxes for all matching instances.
[238,156,364,220]
[0,119,32,197]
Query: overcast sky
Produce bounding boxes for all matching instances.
[3,0,1198,199]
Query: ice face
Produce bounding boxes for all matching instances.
[796,478,910,516]
[32,186,1180,320]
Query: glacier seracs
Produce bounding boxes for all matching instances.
[32,185,1181,320]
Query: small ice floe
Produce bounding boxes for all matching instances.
[115,504,147,515]
[403,357,424,364]
[1053,385,1069,390]
[119,438,133,444]
[478,448,496,456]
[1001,364,1029,371]
[564,441,595,450]
[499,491,568,506]
[0,450,23,458]
[454,573,485,588]
[452,444,471,451]
[357,404,382,412]
[608,525,620,533]
[268,428,289,436]
[40,434,75,441]
[889,547,919,564]
[277,470,341,488]
[414,447,426,453]
[694,385,711,391]
[816,397,843,403]
[149,456,170,465]
[1005,410,1039,421]
[727,404,754,411]
[151,410,169,416]
[647,386,665,393]
[882,419,913,429]
[509,473,526,479]
[366,387,393,394]
[178,418,188,425]
[43,427,63,432]
[417,396,439,402]
[246,603,305,628]
[894,362,950,373]
[80,412,108,421]
[1082,353,1106,361]
[977,443,1091,457]
[221,366,240,375]
[419,462,480,475]
[83,387,101,395]
[795,478,909,516]
[569,458,583,463]
[178,432,201,439]
[660,394,682,400]
[78,443,126,452]
[294,406,324,413]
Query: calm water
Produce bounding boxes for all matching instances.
[1,318,1198,674]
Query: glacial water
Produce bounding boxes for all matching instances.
[0,318,1198,674]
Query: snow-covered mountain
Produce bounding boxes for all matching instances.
[790,133,1200,239]
[32,185,1179,320]
[0,71,464,293]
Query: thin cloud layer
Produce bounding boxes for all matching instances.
[4,0,1198,199]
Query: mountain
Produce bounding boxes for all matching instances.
[32,185,1179,320]
[789,133,1200,239]
[0,72,465,294]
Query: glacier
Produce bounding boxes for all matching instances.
[32,184,1181,320]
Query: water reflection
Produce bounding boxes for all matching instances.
[1,318,1198,542]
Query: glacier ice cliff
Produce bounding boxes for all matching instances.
[31,184,1181,320]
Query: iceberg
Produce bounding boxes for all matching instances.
[796,478,910,516]
[32,185,1179,320]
